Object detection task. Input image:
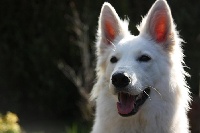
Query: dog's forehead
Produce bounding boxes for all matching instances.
[116,36,153,53]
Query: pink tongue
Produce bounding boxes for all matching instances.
[117,93,135,115]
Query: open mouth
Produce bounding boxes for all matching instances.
[117,88,150,117]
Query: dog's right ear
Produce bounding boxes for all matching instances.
[98,2,123,45]
[138,0,174,47]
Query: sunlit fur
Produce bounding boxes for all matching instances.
[91,0,191,133]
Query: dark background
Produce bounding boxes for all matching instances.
[0,0,200,132]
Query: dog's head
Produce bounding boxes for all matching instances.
[94,0,184,117]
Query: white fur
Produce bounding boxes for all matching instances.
[91,0,191,133]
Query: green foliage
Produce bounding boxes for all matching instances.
[0,112,21,133]
[65,123,90,133]
[66,123,78,133]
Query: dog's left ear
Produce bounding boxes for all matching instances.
[98,2,125,45]
[139,0,174,45]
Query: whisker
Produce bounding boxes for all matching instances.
[106,39,116,48]
[138,87,151,100]
[149,86,163,99]
[143,90,151,100]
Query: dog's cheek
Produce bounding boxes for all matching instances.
[150,60,169,86]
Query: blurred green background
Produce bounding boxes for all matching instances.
[0,0,200,133]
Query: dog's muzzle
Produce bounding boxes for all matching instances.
[111,72,151,117]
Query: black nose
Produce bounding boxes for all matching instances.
[112,72,131,88]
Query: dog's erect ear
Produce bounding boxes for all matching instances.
[98,2,123,44]
[139,0,174,44]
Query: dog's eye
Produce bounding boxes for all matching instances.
[138,55,151,62]
[110,56,118,63]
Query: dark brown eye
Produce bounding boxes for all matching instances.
[110,56,118,63]
[138,55,151,62]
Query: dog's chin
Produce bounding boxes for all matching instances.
[116,87,150,117]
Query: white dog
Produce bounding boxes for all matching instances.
[91,0,191,132]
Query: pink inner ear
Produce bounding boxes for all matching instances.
[105,20,116,43]
[155,15,167,42]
